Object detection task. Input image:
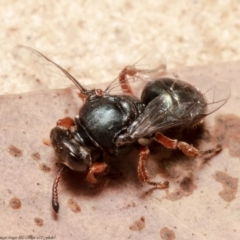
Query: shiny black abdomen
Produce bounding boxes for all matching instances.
[77,95,145,149]
[141,78,205,105]
[140,78,207,129]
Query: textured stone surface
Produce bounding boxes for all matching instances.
[0,62,239,239]
[1,0,240,94]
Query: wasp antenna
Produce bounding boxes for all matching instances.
[18,46,90,96]
[52,166,66,213]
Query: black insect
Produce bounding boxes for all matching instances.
[22,47,229,213]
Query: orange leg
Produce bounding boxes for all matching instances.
[155,132,222,158]
[118,66,137,95]
[86,162,108,184]
[57,117,75,129]
[138,146,169,188]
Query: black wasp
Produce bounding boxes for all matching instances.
[22,47,229,213]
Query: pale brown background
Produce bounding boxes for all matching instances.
[0,0,240,94]
[0,1,240,240]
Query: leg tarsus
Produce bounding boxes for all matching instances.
[138,146,169,189]
[200,144,222,159]
[155,132,222,159]
[86,162,108,184]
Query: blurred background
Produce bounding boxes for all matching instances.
[0,0,239,94]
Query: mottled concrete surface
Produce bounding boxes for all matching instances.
[0,0,240,94]
[1,2,240,239]
[0,63,239,239]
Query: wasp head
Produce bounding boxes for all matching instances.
[50,126,92,172]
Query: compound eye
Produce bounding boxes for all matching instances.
[50,126,92,172]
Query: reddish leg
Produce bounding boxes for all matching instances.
[155,132,222,158]
[138,146,169,188]
[199,144,222,159]
[52,166,67,213]
[86,162,108,184]
[119,66,137,95]
[57,117,75,129]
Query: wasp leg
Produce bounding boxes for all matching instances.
[86,162,108,184]
[118,66,137,95]
[52,166,68,213]
[56,117,75,129]
[138,146,169,188]
[199,144,222,159]
[155,132,222,158]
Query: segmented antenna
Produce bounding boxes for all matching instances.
[52,166,67,213]
[18,46,90,96]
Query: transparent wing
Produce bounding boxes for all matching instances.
[201,81,230,115]
[118,79,230,140]
[129,48,167,80]
[104,48,167,96]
